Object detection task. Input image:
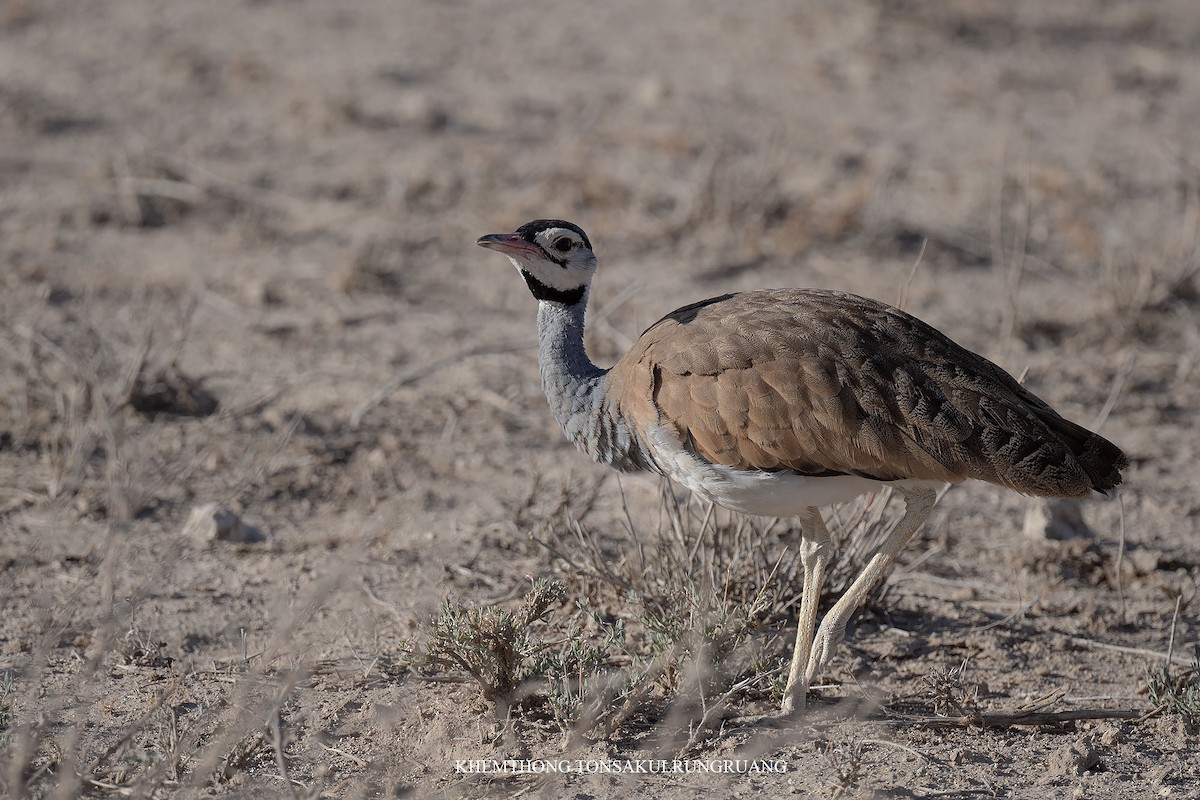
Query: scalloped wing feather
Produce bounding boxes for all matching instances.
[609,289,1126,497]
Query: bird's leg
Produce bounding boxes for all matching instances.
[780,508,832,715]
[804,487,936,686]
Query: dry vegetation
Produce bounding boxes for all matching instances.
[2,0,1200,797]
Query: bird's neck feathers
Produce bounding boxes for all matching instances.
[535,290,604,395]
[534,292,646,471]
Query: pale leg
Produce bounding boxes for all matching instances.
[780,508,832,715]
[804,487,936,686]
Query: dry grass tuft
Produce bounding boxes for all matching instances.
[1146,644,1200,722]
[821,735,866,799]
[114,624,174,670]
[920,659,982,721]
[405,479,938,744]
[0,672,13,749]
[126,363,218,418]
[411,578,568,703]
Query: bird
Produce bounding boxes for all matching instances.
[476,218,1128,716]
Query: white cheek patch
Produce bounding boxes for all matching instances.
[506,255,580,291]
[526,262,592,291]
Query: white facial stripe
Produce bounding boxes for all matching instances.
[510,255,589,291]
[534,228,582,252]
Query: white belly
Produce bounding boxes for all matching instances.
[644,424,944,517]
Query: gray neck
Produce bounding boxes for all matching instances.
[536,295,650,472]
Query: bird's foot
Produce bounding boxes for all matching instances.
[806,625,846,681]
[727,695,813,728]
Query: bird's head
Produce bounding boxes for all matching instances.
[476,219,596,305]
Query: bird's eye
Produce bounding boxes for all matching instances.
[553,237,573,253]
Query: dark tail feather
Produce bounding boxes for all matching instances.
[1046,414,1128,494]
[1079,433,1128,494]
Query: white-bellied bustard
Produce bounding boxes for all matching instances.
[477,219,1128,715]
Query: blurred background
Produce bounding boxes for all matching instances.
[2,0,1198,796]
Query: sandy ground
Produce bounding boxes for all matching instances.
[2,0,1199,797]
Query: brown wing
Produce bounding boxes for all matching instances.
[608,289,1126,498]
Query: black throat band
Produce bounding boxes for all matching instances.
[521,270,586,306]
